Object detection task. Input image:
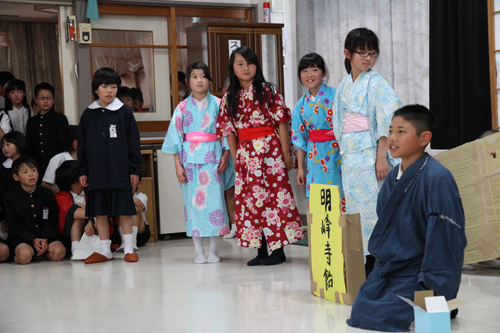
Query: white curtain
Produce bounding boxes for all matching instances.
[296,0,429,106]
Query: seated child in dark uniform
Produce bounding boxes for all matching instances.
[5,156,66,264]
[347,105,467,332]
[114,174,151,251]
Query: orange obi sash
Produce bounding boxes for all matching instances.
[185,132,218,142]
[239,125,274,141]
[309,129,336,142]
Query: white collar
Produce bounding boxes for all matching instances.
[396,163,403,180]
[2,158,12,168]
[88,98,123,111]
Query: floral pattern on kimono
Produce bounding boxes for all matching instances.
[216,84,304,251]
[162,93,234,237]
[332,70,403,254]
[291,84,344,211]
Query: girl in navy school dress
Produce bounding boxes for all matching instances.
[77,67,143,264]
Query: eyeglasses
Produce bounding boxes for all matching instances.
[354,51,379,58]
[36,96,53,101]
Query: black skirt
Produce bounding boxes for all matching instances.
[86,189,136,218]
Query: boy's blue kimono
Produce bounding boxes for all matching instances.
[347,154,467,332]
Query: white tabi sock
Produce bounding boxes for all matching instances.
[207,236,220,263]
[192,237,206,264]
[100,239,112,259]
[223,224,236,239]
[116,227,125,252]
[123,233,134,255]
[132,226,139,251]
[71,241,80,255]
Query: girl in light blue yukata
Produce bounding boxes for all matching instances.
[332,28,403,275]
[162,62,234,264]
[291,53,344,211]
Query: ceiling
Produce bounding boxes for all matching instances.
[0,3,59,23]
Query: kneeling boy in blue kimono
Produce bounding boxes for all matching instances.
[347,105,467,332]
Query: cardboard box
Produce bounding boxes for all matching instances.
[434,132,500,264]
[399,291,466,333]
[308,184,365,305]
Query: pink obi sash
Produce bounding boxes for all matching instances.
[185,132,218,142]
[309,129,336,142]
[343,113,371,133]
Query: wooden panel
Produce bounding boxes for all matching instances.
[208,27,254,34]
[98,3,170,16]
[170,8,178,117]
[141,177,158,243]
[176,7,250,19]
[211,31,254,94]
[91,44,172,49]
[253,28,283,35]
[137,120,169,132]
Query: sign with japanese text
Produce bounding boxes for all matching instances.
[228,39,241,57]
[309,184,346,303]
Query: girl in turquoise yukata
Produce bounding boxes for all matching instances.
[291,53,344,210]
[332,28,403,275]
[162,62,234,264]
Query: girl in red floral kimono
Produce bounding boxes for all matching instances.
[216,46,304,266]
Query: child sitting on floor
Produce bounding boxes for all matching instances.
[114,174,151,252]
[42,125,78,194]
[346,105,467,332]
[54,160,91,257]
[5,156,66,264]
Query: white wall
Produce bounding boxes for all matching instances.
[494,0,500,127]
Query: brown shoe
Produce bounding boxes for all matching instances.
[84,252,114,264]
[124,253,139,262]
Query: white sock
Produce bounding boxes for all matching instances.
[132,226,139,250]
[478,259,500,268]
[116,227,125,252]
[100,239,112,259]
[207,236,220,263]
[192,237,206,264]
[71,241,80,255]
[223,224,236,239]
[123,233,134,255]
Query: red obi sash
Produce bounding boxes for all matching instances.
[239,125,274,141]
[309,129,336,142]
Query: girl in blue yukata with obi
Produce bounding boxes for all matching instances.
[332,28,403,275]
[162,62,234,264]
[291,53,344,211]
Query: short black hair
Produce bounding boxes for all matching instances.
[178,71,186,83]
[393,104,437,136]
[34,82,55,97]
[186,62,213,83]
[92,67,122,100]
[12,156,38,176]
[0,71,15,88]
[55,160,78,192]
[1,131,29,157]
[131,87,143,102]
[297,53,328,82]
[60,125,78,152]
[344,27,380,74]
[5,79,29,110]
[118,86,133,99]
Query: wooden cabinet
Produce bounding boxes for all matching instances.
[187,22,284,97]
[140,149,158,243]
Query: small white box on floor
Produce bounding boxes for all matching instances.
[399,291,466,333]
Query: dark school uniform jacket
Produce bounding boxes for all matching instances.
[76,98,142,191]
[347,154,467,332]
[0,159,17,220]
[5,184,58,244]
[25,109,69,177]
